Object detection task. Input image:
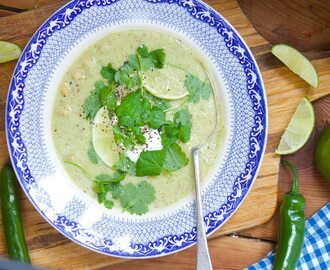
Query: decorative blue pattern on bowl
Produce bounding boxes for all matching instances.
[6,0,267,258]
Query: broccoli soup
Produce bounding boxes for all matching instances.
[52,30,224,215]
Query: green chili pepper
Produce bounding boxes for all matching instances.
[273,160,305,270]
[0,164,30,263]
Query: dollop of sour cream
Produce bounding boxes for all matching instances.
[126,127,163,162]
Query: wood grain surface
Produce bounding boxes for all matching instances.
[237,0,330,51]
[0,0,329,269]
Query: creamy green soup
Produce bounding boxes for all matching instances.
[52,30,224,213]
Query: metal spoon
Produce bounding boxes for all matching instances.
[192,69,219,270]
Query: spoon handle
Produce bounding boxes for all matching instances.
[192,147,213,270]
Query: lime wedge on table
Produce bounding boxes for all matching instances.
[92,106,117,167]
[143,65,189,100]
[276,97,315,155]
[272,44,319,88]
[0,41,22,64]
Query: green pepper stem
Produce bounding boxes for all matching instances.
[281,160,300,194]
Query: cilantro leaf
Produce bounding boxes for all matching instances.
[163,143,189,172]
[111,184,123,199]
[115,64,132,85]
[83,81,105,120]
[116,91,141,127]
[113,125,124,144]
[137,44,149,58]
[145,92,171,110]
[114,54,141,89]
[161,122,180,148]
[99,85,117,113]
[147,107,166,129]
[87,142,98,164]
[174,109,192,126]
[136,45,166,70]
[136,150,166,176]
[113,125,144,149]
[148,49,166,69]
[178,126,191,144]
[136,133,146,144]
[96,182,120,204]
[116,91,152,128]
[119,181,155,215]
[101,64,116,84]
[83,94,101,120]
[161,132,178,149]
[163,123,179,137]
[104,200,114,209]
[161,109,192,145]
[115,63,141,89]
[95,171,126,183]
[97,192,106,203]
[185,73,212,103]
[130,127,146,145]
[174,109,192,143]
[114,154,136,175]
[127,74,141,89]
[128,55,140,70]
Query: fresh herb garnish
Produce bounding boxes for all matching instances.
[66,161,155,215]
[161,108,192,145]
[136,150,166,176]
[114,154,136,176]
[185,73,212,104]
[115,61,141,89]
[87,142,99,164]
[116,91,149,128]
[77,44,214,214]
[164,143,189,172]
[174,109,192,143]
[113,125,136,150]
[118,181,155,215]
[147,107,166,129]
[95,175,155,215]
[104,200,114,209]
[95,171,126,183]
[99,85,117,113]
[101,64,116,84]
[114,45,165,90]
[83,81,105,120]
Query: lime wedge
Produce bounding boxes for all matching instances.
[276,97,315,155]
[92,107,117,166]
[272,44,319,88]
[143,65,189,100]
[0,41,22,64]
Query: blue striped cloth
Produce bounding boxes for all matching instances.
[246,203,330,270]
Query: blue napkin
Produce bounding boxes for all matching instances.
[246,203,330,270]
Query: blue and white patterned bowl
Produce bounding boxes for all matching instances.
[6,0,267,258]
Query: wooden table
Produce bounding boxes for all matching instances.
[0,0,329,269]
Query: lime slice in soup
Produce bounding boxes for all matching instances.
[276,97,315,155]
[271,44,319,88]
[0,41,22,64]
[143,65,189,100]
[92,106,117,166]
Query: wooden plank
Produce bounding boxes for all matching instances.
[0,0,55,11]
[0,9,16,17]
[237,0,330,51]
[240,91,330,241]
[109,236,275,270]
[0,0,329,269]
[212,151,278,237]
